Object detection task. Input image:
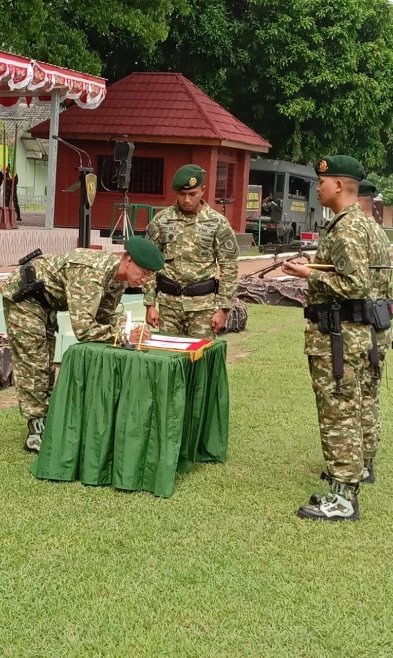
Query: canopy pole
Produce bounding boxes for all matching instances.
[45,89,60,229]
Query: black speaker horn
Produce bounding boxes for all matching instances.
[114,141,134,191]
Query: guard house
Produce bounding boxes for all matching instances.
[32,72,271,233]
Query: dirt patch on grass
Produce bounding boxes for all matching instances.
[0,386,18,410]
[226,343,251,363]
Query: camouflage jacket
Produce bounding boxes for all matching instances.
[143,201,239,312]
[3,249,126,342]
[366,216,392,348]
[305,203,384,356]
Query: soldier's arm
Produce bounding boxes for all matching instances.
[65,269,124,342]
[308,226,371,298]
[214,219,239,309]
[143,219,162,306]
[95,283,125,326]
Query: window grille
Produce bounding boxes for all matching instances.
[97,156,164,195]
[215,162,235,200]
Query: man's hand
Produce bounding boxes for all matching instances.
[146,306,160,328]
[130,326,151,343]
[282,260,311,279]
[211,309,229,334]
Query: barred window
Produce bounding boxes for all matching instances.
[97,155,164,195]
[215,162,235,201]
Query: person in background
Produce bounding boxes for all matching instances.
[356,179,392,483]
[2,165,22,221]
[2,237,164,453]
[144,164,239,338]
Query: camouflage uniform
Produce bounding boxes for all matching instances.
[361,219,391,464]
[2,249,126,425]
[305,203,384,484]
[144,200,239,338]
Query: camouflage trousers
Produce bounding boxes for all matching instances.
[159,304,215,339]
[3,297,57,422]
[361,343,389,463]
[309,351,370,484]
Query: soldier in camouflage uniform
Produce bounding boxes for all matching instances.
[318,179,392,486]
[283,156,391,522]
[357,179,392,482]
[2,237,164,453]
[144,164,239,338]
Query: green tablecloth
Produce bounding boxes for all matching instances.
[31,340,229,497]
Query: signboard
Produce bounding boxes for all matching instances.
[290,199,306,212]
[246,185,262,219]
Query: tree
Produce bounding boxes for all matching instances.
[145,0,393,171]
[368,172,393,205]
[226,0,393,170]
[0,0,190,76]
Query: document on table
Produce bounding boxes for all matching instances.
[143,334,197,350]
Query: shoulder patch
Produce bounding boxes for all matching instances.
[331,241,356,276]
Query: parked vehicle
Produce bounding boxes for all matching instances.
[246,158,325,245]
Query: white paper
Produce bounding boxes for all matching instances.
[148,334,198,344]
[143,339,192,350]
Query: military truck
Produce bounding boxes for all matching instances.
[247,159,325,245]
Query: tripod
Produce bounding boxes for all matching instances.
[110,190,134,240]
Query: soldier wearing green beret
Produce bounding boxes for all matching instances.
[2,237,164,453]
[356,180,392,485]
[283,155,391,521]
[144,163,239,338]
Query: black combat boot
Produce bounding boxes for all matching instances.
[362,461,375,484]
[25,417,45,453]
[298,480,360,521]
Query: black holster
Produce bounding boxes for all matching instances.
[12,249,50,309]
[369,327,380,378]
[330,302,344,391]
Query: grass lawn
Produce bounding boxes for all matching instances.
[1,304,393,657]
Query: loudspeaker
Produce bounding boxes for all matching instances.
[114,141,134,162]
[114,141,134,190]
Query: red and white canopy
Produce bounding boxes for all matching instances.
[0,50,106,109]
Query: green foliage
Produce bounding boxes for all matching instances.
[233,0,393,169]
[2,0,393,173]
[368,171,393,206]
[146,0,393,171]
[0,0,190,75]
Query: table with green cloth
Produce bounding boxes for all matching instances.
[31,340,229,497]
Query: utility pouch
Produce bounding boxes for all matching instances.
[317,310,330,334]
[361,299,374,325]
[372,300,391,331]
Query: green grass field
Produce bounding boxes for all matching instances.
[1,304,393,657]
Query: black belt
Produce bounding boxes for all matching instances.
[304,300,373,324]
[305,299,392,332]
[157,274,218,297]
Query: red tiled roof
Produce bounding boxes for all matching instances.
[32,72,271,152]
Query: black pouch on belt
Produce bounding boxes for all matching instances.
[372,300,391,331]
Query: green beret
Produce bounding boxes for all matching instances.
[358,178,377,197]
[125,236,164,271]
[172,164,205,191]
[314,155,365,181]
